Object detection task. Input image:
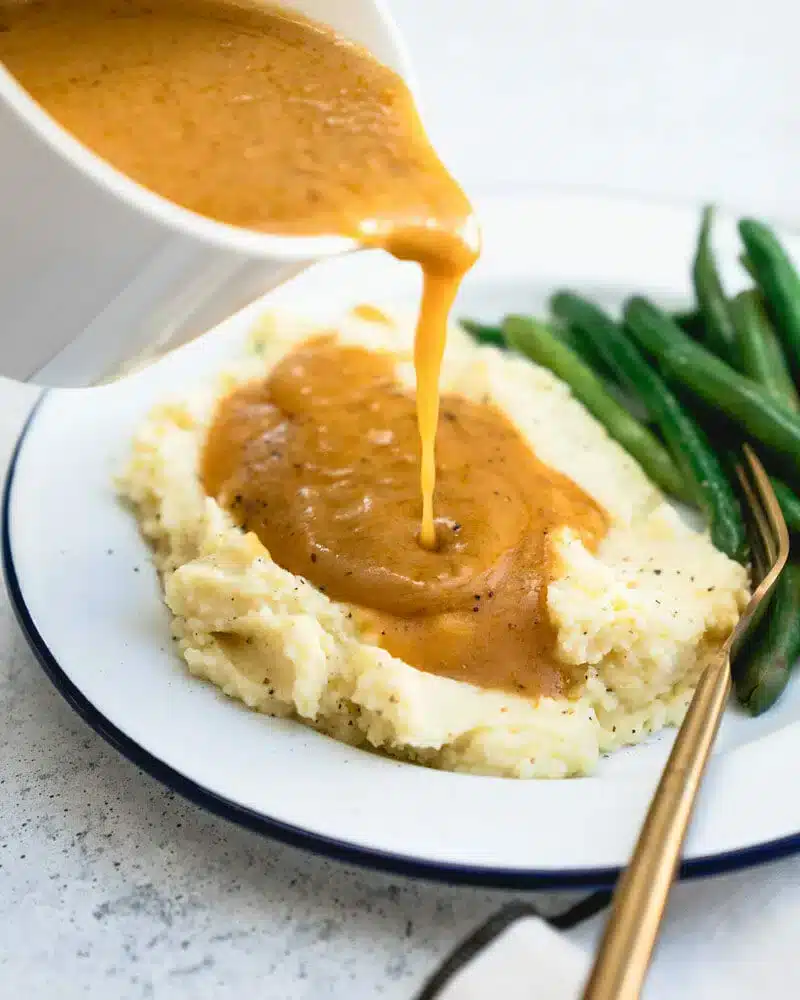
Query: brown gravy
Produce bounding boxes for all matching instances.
[0,0,478,546]
[202,338,609,697]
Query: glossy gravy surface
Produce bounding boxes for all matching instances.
[202,339,609,697]
[0,0,478,543]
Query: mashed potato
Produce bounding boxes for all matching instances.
[118,307,749,778]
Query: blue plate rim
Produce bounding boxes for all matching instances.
[5,392,800,890]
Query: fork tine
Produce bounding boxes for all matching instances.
[735,447,777,571]
[743,444,789,568]
[730,447,790,658]
[735,461,770,578]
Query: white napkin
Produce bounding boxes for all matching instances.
[422,914,590,1000]
[416,903,596,1000]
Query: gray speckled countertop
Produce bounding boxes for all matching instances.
[1,643,514,999]
[4,2,800,997]
[0,364,539,996]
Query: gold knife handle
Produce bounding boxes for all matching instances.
[582,653,732,1000]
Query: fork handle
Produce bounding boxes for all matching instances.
[582,653,732,1000]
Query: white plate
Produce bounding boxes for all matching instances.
[6,191,800,888]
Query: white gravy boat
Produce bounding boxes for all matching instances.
[0,0,413,387]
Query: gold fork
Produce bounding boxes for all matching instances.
[582,444,790,1000]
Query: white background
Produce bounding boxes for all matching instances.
[2,1,800,997]
[397,0,800,222]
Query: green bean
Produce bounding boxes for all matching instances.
[460,319,505,348]
[551,292,748,562]
[730,290,800,411]
[672,308,706,340]
[739,218,800,372]
[502,314,687,500]
[769,477,800,533]
[553,321,582,354]
[724,292,800,532]
[710,282,800,712]
[733,563,800,715]
[693,206,738,362]
[623,296,800,469]
[740,253,757,281]
[461,314,623,386]
[559,321,620,382]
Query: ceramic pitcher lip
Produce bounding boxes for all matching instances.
[0,63,359,261]
[0,0,417,262]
